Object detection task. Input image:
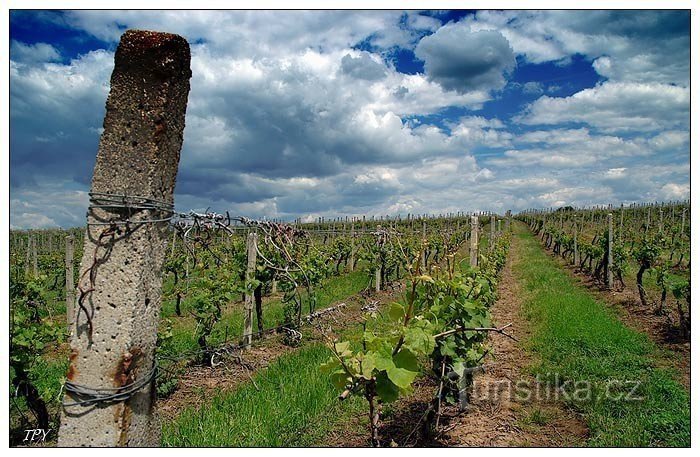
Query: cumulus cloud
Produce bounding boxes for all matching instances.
[340,52,387,81]
[415,26,515,93]
[517,82,689,133]
[8,10,691,227]
[466,10,690,85]
[10,41,61,63]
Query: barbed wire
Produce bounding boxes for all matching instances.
[62,364,157,407]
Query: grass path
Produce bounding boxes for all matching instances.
[512,223,690,447]
[161,273,388,446]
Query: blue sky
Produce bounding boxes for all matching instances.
[9,10,690,228]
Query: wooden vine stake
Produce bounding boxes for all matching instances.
[32,236,38,277]
[422,220,427,269]
[470,215,478,267]
[243,231,258,348]
[24,236,32,277]
[607,213,613,289]
[349,223,355,272]
[58,30,191,447]
[573,214,579,267]
[65,235,75,327]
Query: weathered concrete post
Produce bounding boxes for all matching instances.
[349,224,355,272]
[659,209,664,233]
[489,215,495,252]
[607,213,613,289]
[25,235,32,277]
[681,208,687,237]
[375,267,381,293]
[243,232,258,348]
[470,215,478,267]
[619,204,624,240]
[573,215,579,267]
[505,210,511,232]
[32,236,38,277]
[58,30,191,447]
[65,235,75,326]
[422,221,427,269]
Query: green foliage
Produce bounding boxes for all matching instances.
[322,226,511,443]
[632,236,662,269]
[10,276,64,370]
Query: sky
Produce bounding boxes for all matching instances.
[8,9,691,228]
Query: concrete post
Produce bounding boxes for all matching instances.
[573,215,579,266]
[659,209,664,233]
[59,30,191,447]
[681,208,687,237]
[32,235,38,277]
[375,267,381,293]
[25,235,32,277]
[470,215,478,267]
[243,232,258,348]
[489,215,495,252]
[65,235,75,328]
[619,205,624,240]
[349,224,355,272]
[607,213,613,289]
[422,221,427,269]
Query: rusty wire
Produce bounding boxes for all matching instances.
[63,364,157,407]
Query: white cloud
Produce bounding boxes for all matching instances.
[465,10,689,85]
[659,183,689,200]
[8,11,691,226]
[517,82,689,133]
[10,41,61,63]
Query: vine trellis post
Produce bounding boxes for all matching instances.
[65,235,75,326]
[32,236,38,277]
[470,215,478,267]
[58,30,191,447]
[243,231,258,348]
[573,214,579,267]
[350,223,355,272]
[607,213,613,289]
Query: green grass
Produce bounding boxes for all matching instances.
[163,344,339,446]
[161,268,374,446]
[162,268,384,447]
[162,338,370,446]
[159,267,370,358]
[513,223,690,447]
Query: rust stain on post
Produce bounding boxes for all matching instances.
[66,350,79,381]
